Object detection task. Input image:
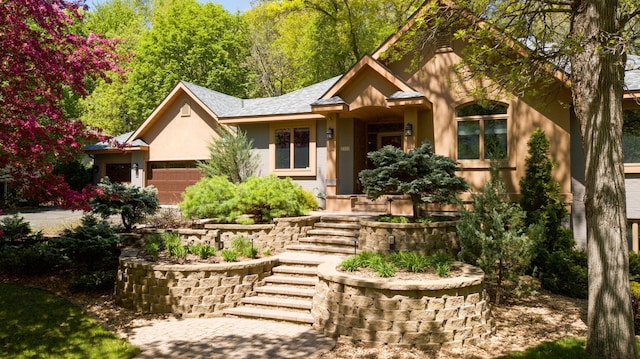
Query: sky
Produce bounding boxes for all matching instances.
[86,0,254,13]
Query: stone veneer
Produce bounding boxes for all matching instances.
[114,248,278,318]
[312,259,493,349]
[358,220,459,256]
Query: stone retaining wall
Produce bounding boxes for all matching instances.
[312,260,493,349]
[358,220,459,256]
[114,248,278,318]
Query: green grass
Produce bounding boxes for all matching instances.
[0,283,139,359]
[496,337,640,359]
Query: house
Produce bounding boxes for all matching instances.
[88,4,640,250]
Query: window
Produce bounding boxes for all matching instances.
[271,123,316,176]
[623,110,640,163]
[456,102,508,160]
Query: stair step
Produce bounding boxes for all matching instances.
[320,215,363,223]
[272,265,317,276]
[241,296,312,310]
[286,244,358,255]
[307,228,358,237]
[354,201,386,206]
[264,275,317,286]
[277,252,345,266]
[315,222,361,230]
[299,236,357,246]
[224,307,314,324]
[254,285,315,298]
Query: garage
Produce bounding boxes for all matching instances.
[146,162,202,204]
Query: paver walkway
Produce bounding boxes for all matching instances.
[128,317,336,358]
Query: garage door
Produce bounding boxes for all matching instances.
[147,162,202,204]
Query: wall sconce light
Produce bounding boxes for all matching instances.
[133,163,140,177]
[326,127,335,140]
[404,123,413,136]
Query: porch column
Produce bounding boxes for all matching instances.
[404,108,418,152]
[326,114,338,196]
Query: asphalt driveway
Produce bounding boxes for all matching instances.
[0,207,89,234]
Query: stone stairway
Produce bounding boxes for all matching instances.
[223,216,362,324]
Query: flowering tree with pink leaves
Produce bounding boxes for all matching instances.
[0,0,121,209]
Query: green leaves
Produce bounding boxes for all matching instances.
[198,129,258,184]
[359,141,469,219]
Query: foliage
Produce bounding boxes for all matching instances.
[0,242,62,276]
[221,249,239,262]
[0,214,41,246]
[0,283,140,358]
[52,160,93,192]
[339,251,453,278]
[161,232,183,257]
[457,162,535,304]
[188,244,216,260]
[235,217,255,225]
[70,270,118,293]
[143,207,191,229]
[123,0,250,129]
[0,0,120,209]
[232,236,257,258]
[539,249,588,299]
[630,252,640,281]
[90,177,159,231]
[631,281,640,335]
[244,0,422,97]
[198,129,259,184]
[179,176,237,219]
[53,215,121,274]
[376,215,410,224]
[231,175,318,223]
[359,141,469,219]
[519,129,575,275]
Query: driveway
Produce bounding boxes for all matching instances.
[0,207,89,234]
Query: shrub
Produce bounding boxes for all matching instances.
[70,270,117,293]
[197,129,259,184]
[90,177,159,231]
[359,141,469,220]
[0,214,41,246]
[374,261,396,277]
[390,251,430,272]
[221,249,239,262]
[143,207,190,229]
[188,244,216,259]
[539,249,588,299]
[457,162,535,304]
[0,242,62,275]
[142,233,165,259]
[179,176,236,219]
[232,175,317,223]
[232,236,257,258]
[162,232,184,257]
[51,215,121,273]
[376,215,410,223]
[631,281,640,334]
[630,252,640,281]
[340,256,361,272]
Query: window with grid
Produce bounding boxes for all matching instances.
[456,102,508,161]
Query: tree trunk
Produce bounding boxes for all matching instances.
[571,0,637,357]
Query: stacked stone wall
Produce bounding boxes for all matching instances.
[358,220,459,256]
[312,260,493,349]
[115,249,278,318]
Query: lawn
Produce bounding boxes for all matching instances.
[0,283,139,359]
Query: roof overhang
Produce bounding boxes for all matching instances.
[219,112,327,124]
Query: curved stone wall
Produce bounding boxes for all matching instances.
[114,248,278,318]
[358,220,459,256]
[312,260,493,349]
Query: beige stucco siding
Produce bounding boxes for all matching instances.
[383,42,573,199]
[142,93,223,162]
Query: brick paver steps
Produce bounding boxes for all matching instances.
[223,216,359,324]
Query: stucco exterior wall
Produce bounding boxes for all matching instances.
[142,93,223,162]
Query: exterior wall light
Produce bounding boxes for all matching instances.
[133,163,140,177]
[404,123,413,136]
[326,127,335,140]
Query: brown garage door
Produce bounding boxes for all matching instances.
[147,162,201,204]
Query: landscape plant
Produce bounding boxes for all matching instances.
[339,251,453,278]
[179,176,237,219]
[198,129,259,184]
[90,177,160,231]
[188,244,216,260]
[457,162,536,304]
[221,249,239,262]
[232,236,258,258]
[359,141,469,220]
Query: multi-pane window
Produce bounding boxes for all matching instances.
[623,110,640,163]
[275,127,310,170]
[456,102,508,160]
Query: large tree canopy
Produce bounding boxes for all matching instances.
[392,1,639,357]
[0,0,120,209]
[81,0,250,133]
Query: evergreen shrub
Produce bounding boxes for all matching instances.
[90,177,159,231]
